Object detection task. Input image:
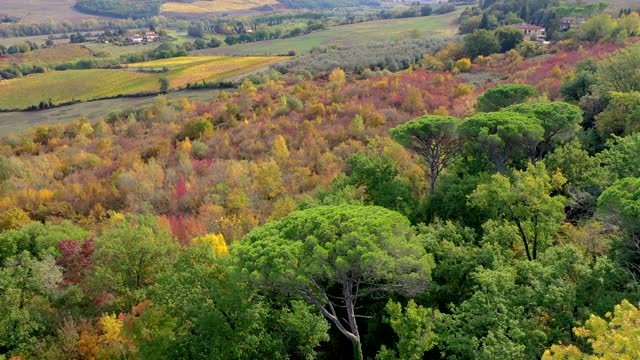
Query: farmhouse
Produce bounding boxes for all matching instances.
[126,34,144,43]
[511,23,546,41]
[560,17,588,31]
[144,31,159,42]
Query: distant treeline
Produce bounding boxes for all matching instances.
[0,17,182,38]
[74,0,164,19]
[72,0,381,20]
[277,0,380,9]
[223,20,326,45]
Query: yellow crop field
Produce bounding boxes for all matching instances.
[162,0,278,13]
[167,56,285,88]
[126,56,218,68]
[0,56,287,110]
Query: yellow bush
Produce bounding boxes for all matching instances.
[454,84,475,98]
[431,74,445,86]
[454,58,472,72]
[433,106,449,116]
[373,79,389,89]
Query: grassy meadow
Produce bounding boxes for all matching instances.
[1,44,97,66]
[196,9,461,56]
[0,55,286,110]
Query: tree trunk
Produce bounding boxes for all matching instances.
[352,338,363,360]
[429,170,437,195]
[344,279,362,360]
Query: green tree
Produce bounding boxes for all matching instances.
[0,222,90,263]
[158,76,169,94]
[343,153,416,216]
[389,115,462,194]
[458,111,544,173]
[0,252,62,357]
[598,176,640,276]
[545,140,598,192]
[464,29,500,59]
[594,43,640,96]
[468,163,567,261]
[475,83,538,113]
[495,26,524,52]
[418,220,504,309]
[597,133,640,182]
[595,91,640,138]
[478,13,498,30]
[92,215,178,310]
[133,241,329,359]
[441,245,635,359]
[179,118,213,140]
[502,102,582,159]
[598,177,640,234]
[561,60,597,102]
[0,156,12,182]
[376,300,438,360]
[233,205,434,360]
[578,14,616,42]
[423,172,493,230]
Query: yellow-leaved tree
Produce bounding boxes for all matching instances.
[272,135,290,167]
[543,299,640,359]
[0,207,32,231]
[97,313,129,358]
[192,233,228,256]
[99,313,123,344]
[328,67,346,85]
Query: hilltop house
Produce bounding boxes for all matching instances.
[560,17,587,31]
[511,23,546,41]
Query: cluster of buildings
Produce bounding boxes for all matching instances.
[509,16,588,43]
[125,31,159,44]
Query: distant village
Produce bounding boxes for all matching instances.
[94,28,167,46]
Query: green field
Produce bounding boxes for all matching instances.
[1,44,98,67]
[83,41,164,58]
[0,89,223,134]
[0,55,286,110]
[195,10,461,56]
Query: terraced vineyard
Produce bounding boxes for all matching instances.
[0,55,286,110]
